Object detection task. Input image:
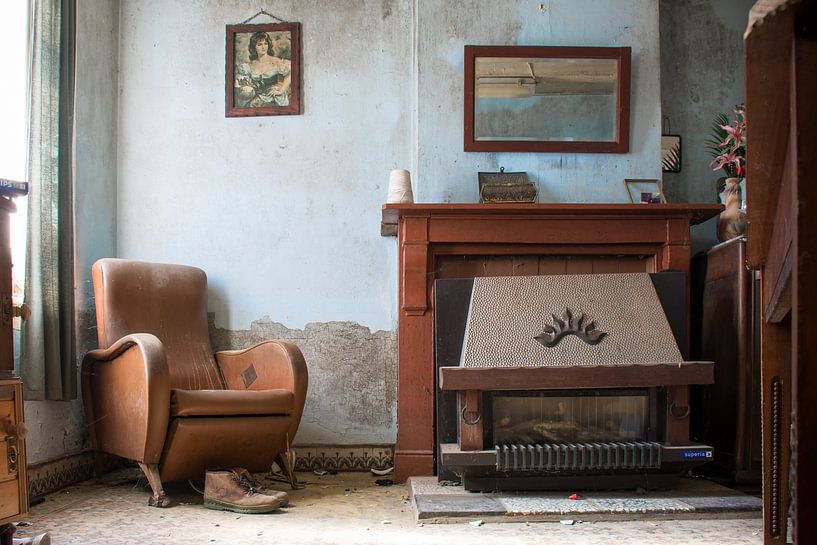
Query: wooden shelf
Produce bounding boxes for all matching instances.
[439,362,714,391]
[381,203,722,236]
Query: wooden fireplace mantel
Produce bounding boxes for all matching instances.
[383,202,722,482]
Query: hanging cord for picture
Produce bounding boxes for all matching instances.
[662,115,672,135]
[240,9,288,24]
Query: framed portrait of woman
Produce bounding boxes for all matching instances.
[225,22,301,117]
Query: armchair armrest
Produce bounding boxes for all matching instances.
[81,333,170,464]
[216,340,308,444]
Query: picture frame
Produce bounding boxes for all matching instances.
[463,45,631,153]
[661,134,682,172]
[623,179,667,204]
[225,22,301,117]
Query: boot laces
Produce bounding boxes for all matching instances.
[231,474,260,495]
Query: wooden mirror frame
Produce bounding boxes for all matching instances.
[464,45,631,153]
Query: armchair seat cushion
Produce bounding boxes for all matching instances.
[170,388,294,417]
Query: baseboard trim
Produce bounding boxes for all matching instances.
[25,445,395,497]
[27,451,125,499]
[292,444,394,471]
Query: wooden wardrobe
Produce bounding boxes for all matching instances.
[744,1,817,543]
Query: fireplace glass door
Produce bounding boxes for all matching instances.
[490,389,652,446]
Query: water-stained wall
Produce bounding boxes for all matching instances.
[659,0,754,251]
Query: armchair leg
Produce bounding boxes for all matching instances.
[137,462,170,507]
[275,451,305,490]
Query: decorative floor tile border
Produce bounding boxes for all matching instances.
[27,451,125,499]
[292,444,394,472]
[25,445,394,498]
[27,452,95,499]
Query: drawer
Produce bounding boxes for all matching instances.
[0,379,26,525]
[0,479,20,520]
[0,398,15,425]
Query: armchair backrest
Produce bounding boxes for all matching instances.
[92,258,224,390]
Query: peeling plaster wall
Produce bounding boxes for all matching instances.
[24,0,119,464]
[210,317,397,444]
[659,0,754,251]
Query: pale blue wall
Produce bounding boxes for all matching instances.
[415,0,661,204]
[111,0,661,446]
[116,0,661,335]
[115,0,409,333]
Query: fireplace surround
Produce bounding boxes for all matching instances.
[434,272,714,490]
[382,203,722,482]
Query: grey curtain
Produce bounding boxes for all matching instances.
[21,0,76,401]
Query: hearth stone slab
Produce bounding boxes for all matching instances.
[414,494,507,519]
[676,495,763,512]
[409,477,473,495]
[408,476,761,523]
[499,496,607,515]
[588,497,694,513]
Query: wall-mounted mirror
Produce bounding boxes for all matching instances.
[464,46,631,153]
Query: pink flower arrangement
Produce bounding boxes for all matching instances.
[708,104,746,179]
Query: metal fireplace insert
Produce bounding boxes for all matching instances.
[435,272,714,491]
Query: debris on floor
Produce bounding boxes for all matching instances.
[15,471,764,545]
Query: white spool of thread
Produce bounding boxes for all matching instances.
[387,169,414,204]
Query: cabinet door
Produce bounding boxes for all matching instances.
[0,382,26,524]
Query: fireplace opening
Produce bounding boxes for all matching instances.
[489,389,652,446]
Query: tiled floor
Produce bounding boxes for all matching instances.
[12,471,763,545]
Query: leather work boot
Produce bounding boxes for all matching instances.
[203,468,286,514]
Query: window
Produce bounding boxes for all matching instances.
[0,3,30,339]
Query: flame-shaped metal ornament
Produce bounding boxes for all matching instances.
[534,308,607,348]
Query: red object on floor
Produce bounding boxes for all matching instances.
[568,493,580,500]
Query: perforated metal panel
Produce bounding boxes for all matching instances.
[461,273,683,368]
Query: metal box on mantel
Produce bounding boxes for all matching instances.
[478,169,536,203]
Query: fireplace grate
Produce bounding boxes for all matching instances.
[495,441,663,472]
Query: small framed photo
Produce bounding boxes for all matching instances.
[661,134,682,173]
[623,179,667,204]
[225,22,301,117]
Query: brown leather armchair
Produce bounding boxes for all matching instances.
[81,258,308,506]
